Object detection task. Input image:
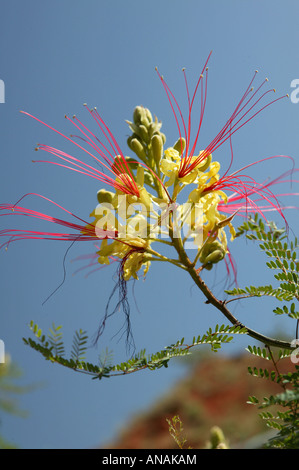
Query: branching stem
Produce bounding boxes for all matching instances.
[169,217,295,350]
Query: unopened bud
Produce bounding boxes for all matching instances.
[128,138,146,161]
[173,137,186,155]
[151,134,163,166]
[136,165,144,186]
[133,106,145,125]
[140,115,150,128]
[144,107,153,124]
[139,124,149,144]
[160,132,166,144]
[97,189,115,205]
[144,171,154,187]
[199,240,226,266]
[133,106,152,127]
[209,426,227,449]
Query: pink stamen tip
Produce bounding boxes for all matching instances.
[158,55,287,181]
[21,108,147,198]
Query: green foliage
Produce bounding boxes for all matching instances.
[226,214,299,312]
[71,329,88,365]
[247,345,272,361]
[166,415,190,449]
[48,324,65,357]
[273,303,299,320]
[0,355,32,448]
[227,215,299,448]
[23,322,247,380]
[0,357,29,418]
[246,344,299,448]
[234,214,287,241]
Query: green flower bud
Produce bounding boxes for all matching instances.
[128,137,147,161]
[97,189,115,205]
[127,136,135,151]
[205,249,225,264]
[148,123,156,139]
[160,132,166,144]
[144,171,154,187]
[209,426,228,449]
[136,165,144,186]
[138,124,149,144]
[140,115,151,128]
[151,133,163,166]
[144,107,153,124]
[132,106,152,127]
[133,106,145,125]
[173,137,186,155]
[199,240,226,266]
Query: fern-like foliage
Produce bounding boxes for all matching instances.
[246,344,299,449]
[227,216,299,448]
[71,329,88,365]
[23,322,247,379]
[225,214,299,313]
[166,415,190,449]
[48,323,65,357]
[234,214,287,241]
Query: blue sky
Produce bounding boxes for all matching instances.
[0,0,299,449]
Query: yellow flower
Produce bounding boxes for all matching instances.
[96,232,151,280]
[160,147,216,189]
[122,249,151,281]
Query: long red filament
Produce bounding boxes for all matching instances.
[21,110,140,198]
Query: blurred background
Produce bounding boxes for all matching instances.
[0,0,299,448]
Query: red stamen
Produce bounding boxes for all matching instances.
[72,248,119,278]
[156,54,289,180]
[215,163,299,226]
[21,109,140,197]
[0,194,117,250]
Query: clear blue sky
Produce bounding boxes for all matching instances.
[0,0,299,449]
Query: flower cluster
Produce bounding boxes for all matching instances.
[1,54,297,285]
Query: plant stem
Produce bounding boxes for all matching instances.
[169,219,295,350]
